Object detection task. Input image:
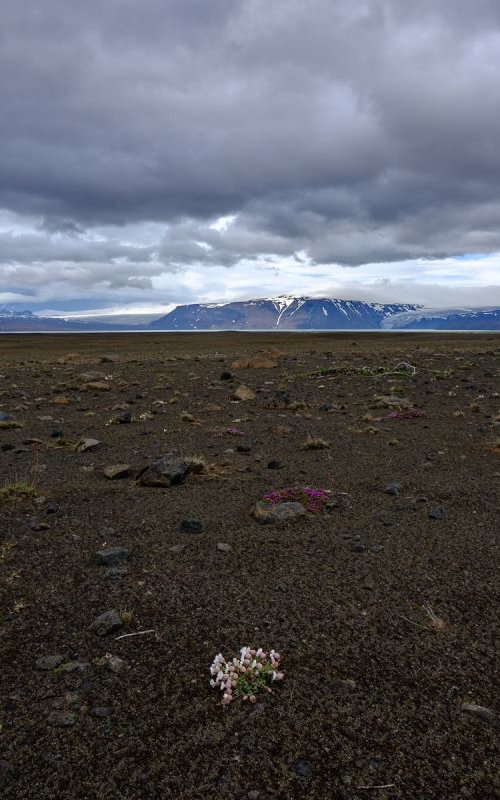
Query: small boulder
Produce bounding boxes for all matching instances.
[180,519,204,534]
[384,482,402,496]
[428,505,446,520]
[76,438,101,453]
[232,385,256,401]
[103,464,131,480]
[461,704,497,726]
[252,501,306,524]
[82,381,110,391]
[217,542,231,553]
[48,711,77,727]
[90,609,123,636]
[94,546,130,566]
[137,452,188,487]
[35,654,64,671]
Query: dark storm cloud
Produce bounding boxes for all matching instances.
[1,0,500,281]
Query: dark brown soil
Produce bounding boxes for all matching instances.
[0,332,499,800]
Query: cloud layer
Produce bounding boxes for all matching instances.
[1,1,500,308]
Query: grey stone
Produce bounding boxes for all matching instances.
[94,546,130,566]
[114,411,132,424]
[253,501,306,524]
[295,760,313,778]
[180,519,203,534]
[48,711,77,727]
[217,542,231,553]
[59,661,91,673]
[428,505,446,520]
[332,678,357,691]
[30,518,50,531]
[170,543,187,554]
[90,609,123,636]
[104,567,128,580]
[76,438,101,453]
[103,464,131,479]
[90,706,112,718]
[137,452,188,487]
[384,482,402,495]
[106,656,125,674]
[35,654,64,671]
[461,704,497,725]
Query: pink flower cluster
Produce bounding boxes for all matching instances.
[262,486,330,513]
[387,408,426,419]
[225,427,247,436]
[209,646,284,705]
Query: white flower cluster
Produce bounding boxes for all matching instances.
[209,646,284,705]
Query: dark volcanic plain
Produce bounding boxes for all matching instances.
[0,332,499,800]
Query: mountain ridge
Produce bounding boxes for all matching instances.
[148,296,421,331]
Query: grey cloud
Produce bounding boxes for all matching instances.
[1,0,500,297]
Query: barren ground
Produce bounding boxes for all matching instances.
[0,332,499,799]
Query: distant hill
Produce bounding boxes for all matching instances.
[382,307,500,331]
[149,297,421,330]
[0,309,138,332]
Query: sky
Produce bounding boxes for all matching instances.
[1,0,500,317]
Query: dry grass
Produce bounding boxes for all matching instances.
[185,455,209,475]
[0,479,38,501]
[0,419,23,429]
[301,435,330,450]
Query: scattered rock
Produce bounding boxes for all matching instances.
[82,381,111,391]
[94,546,130,566]
[104,567,128,580]
[103,464,132,480]
[220,371,233,381]
[267,459,285,470]
[170,543,187,554]
[180,519,204,534]
[90,609,123,636]
[51,692,81,709]
[384,482,402,495]
[428,505,446,520]
[352,543,366,553]
[113,411,132,424]
[76,438,101,453]
[59,660,91,673]
[100,354,120,363]
[252,501,306,524]
[106,655,125,674]
[461,704,497,726]
[30,518,50,531]
[48,711,77,727]
[295,760,313,778]
[137,452,189,487]
[35,654,64,671]
[332,678,357,691]
[217,542,231,553]
[90,706,112,718]
[248,792,260,800]
[232,384,256,401]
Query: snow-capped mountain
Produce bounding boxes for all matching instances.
[382,307,500,330]
[149,296,421,330]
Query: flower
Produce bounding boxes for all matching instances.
[210,646,285,705]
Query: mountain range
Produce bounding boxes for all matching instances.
[1,298,500,331]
